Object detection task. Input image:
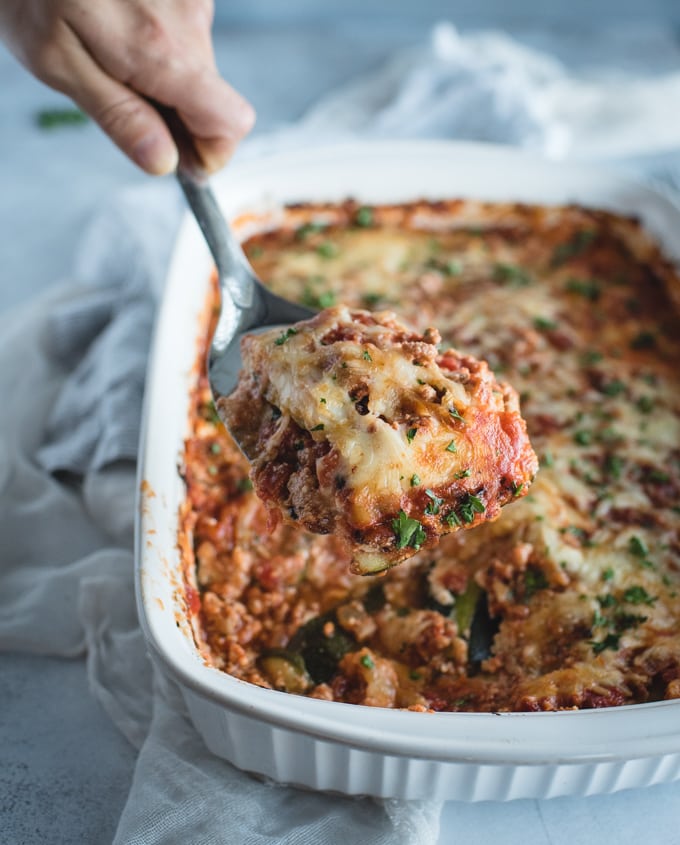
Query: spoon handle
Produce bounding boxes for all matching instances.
[154,102,255,309]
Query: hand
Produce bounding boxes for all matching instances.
[0,0,255,174]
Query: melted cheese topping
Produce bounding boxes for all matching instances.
[223,305,536,572]
[183,199,680,713]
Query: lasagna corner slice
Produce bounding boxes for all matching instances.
[220,305,538,574]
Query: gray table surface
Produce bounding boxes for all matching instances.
[2,17,680,845]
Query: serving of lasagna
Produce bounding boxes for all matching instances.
[220,305,537,574]
[181,199,680,712]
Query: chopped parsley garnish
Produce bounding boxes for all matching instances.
[542,451,555,468]
[424,489,443,515]
[591,633,620,655]
[236,477,254,492]
[493,263,531,287]
[362,292,382,306]
[602,567,614,582]
[458,493,486,524]
[598,594,617,609]
[355,206,374,227]
[317,241,339,259]
[274,327,298,345]
[648,469,670,484]
[511,481,524,496]
[580,349,604,366]
[525,568,549,598]
[630,330,656,350]
[362,349,372,361]
[636,396,654,414]
[320,398,327,404]
[360,653,375,670]
[604,453,624,480]
[410,474,421,487]
[629,536,648,558]
[406,427,418,444]
[533,316,558,331]
[623,585,657,606]
[36,107,89,129]
[551,229,596,267]
[310,423,325,431]
[391,511,427,550]
[210,442,222,455]
[573,429,593,446]
[448,406,465,423]
[295,221,327,240]
[409,670,422,681]
[202,402,221,425]
[565,277,601,301]
[454,468,471,479]
[445,440,457,453]
[302,287,336,309]
[602,379,626,397]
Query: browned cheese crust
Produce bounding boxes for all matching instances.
[221,305,537,574]
[181,199,680,712]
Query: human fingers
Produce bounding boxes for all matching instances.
[64,0,255,173]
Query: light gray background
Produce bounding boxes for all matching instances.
[2,5,680,844]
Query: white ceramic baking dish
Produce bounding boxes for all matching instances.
[136,140,680,802]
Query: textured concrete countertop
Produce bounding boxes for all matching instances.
[2,14,680,845]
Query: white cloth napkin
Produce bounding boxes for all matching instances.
[2,22,680,845]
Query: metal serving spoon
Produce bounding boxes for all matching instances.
[162,107,313,404]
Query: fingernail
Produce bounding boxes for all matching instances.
[133,133,179,175]
[231,97,256,137]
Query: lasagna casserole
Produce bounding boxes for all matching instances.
[181,199,680,712]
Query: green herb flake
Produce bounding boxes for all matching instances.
[598,594,618,609]
[355,206,374,227]
[320,398,327,405]
[511,481,524,496]
[409,670,422,681]
[237,477,254,492]
[424,489,443,515]
[525,568,549,598]
[649,469,670,484]
[317,241,339,259]
[275,327,298,346]
[629,536,648,558]
[533,316,558,331]
[623,585,657,606]
[207,465,218,476]
[406,427,418,444]
[604,453,624,480]
[580,349,604,366]
[565,277,601,301]
[602,379,626,397]
[636,396,654,414]
[573,429,593,447]
[362,349,372,361]
[445,440,457,453]
[443,510,462,527]
[210,442,222,455]
[454,468,471,479]
[391,510,427,550]
[551,229,596,267]
[493,263,531,287]
[448,406,465,423]
[302,287,336,310]
[542,451,555,468]
[360,653,375,670]
[36,107,89,130]
[295,221,327,240]
[602,567,615,582]
[459,493,486,524]
[410,474,421,487]
[630,330,656,350]
[591,633,620,655]
[310,424,325,432]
